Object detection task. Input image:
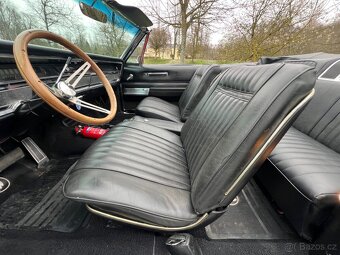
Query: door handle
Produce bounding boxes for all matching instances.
[145,72,168,77]
[126,74,134,81]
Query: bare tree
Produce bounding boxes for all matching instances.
[187,20,212,61]
[27,0,74,32]
[171,28,179,59]
[144,0,223,63]
[225,0,325,61]
[74,30,94,53]
[0,1,34,40]
[97,22,130,57]
[149,27,170,57]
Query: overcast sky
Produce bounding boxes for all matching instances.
[12,0,339,45]
[118,0,339,45]
[117,0,141,5]
[13,0,224,44]
[116,0,225,44]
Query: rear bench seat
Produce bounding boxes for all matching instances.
[257,55,340,241]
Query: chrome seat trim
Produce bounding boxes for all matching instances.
[86,204,209,231]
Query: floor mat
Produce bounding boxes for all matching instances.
[0,180,311,255]
[0,216,311,255]
[0,158,88,233]
[205,181,296,240]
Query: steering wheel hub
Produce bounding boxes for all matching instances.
[56,81,77,99]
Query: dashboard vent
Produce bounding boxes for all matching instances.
[319,59,340,81]
[0,68,22,81]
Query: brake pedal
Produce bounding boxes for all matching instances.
[21,137,49,168]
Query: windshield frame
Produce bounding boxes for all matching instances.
[121,28,149,63]
[78,0,143,59]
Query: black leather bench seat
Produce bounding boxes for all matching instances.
[257,55,340,241]
[269,127,340,199]
[64,63,315,231]
[258,126,340,240]
[64,121,199,227]
[136,96,182,123]
[136,65,222,123]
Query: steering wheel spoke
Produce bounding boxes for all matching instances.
[66,62,92,88]
[69,97,111,115]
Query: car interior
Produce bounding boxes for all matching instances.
[0,1,339,255]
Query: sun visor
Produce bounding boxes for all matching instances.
[105,0,153,28]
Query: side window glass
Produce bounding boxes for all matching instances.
[127,36,147,64]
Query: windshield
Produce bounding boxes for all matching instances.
[0,0,141,58]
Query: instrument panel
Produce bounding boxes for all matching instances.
[0,61,122,118]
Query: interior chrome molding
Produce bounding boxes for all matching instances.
[86,204,209,231]
[318,59,340,81]
[223,89,315,198]
[124,87,150,96]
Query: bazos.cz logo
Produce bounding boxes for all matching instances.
[285,242,338,254]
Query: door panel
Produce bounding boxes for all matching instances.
[122,64,198,111]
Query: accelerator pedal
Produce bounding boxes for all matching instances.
[22,137,49,168]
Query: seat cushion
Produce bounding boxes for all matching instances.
[258,127,340,240]
[131,116,183,134]
[136,96,181,123]
[269,127,340,200]
[63,121,198,227]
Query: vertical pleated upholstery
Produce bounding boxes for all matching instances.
[181,63,316,213]
[179,65,221,121]
[293,79,340,153]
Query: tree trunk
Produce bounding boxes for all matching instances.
[191,26,196,62]
[42,3,49,31]
[195,21,201,59]
[180,25,187,64]
[172,29,177,60]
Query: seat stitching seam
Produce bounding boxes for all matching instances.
[70,167,191,190]
[64,193,197,222]
[138,106,180,118]
[119,125,183,147]
[108,144,188,171]
[110,130,184,153]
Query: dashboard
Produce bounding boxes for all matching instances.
[0,40,123,119]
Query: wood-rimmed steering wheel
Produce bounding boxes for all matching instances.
[13,29,117,125]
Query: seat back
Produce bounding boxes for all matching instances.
[178,65,222,121]
[293,78,340,153]
[260,55,340,153]
[181,63,316,213]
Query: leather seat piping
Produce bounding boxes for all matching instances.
[86,204,209,231]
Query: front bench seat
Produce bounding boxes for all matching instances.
[135,65,222,123]
[63,63,315,230]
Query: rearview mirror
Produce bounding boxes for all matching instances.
[79,2,108,23]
